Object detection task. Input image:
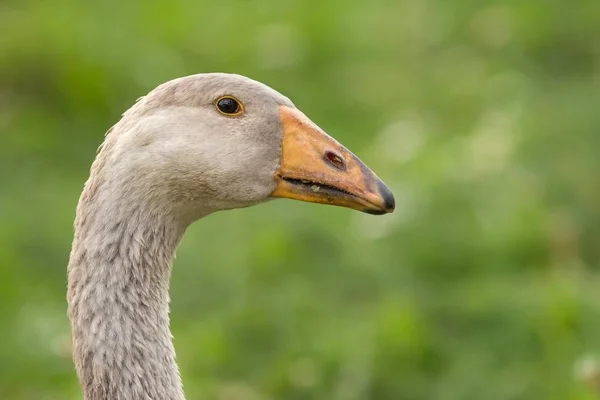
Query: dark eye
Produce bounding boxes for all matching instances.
[216,96,243,116]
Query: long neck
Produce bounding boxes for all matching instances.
[67,181,188,400]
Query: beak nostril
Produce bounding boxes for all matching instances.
[325,151,346,170]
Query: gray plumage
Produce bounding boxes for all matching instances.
[67,73,393,399]
[68,74,294,399]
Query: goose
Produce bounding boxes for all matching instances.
[67,73,395,400]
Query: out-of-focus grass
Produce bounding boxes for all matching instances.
[1,0,599,399]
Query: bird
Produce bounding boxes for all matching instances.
[67,73,395,400]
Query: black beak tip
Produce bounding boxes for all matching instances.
[364,208,387,215]
[378,179,395,213]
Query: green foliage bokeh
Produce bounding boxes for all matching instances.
[1,0,599,399]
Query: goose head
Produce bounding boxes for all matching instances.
[100,73,394,221]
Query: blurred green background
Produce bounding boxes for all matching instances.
[1,0,600,399]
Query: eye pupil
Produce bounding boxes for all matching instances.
[217,97,240,114]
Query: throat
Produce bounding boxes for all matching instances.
[67,200,186,400]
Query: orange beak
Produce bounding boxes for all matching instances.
[270,106,395,215]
